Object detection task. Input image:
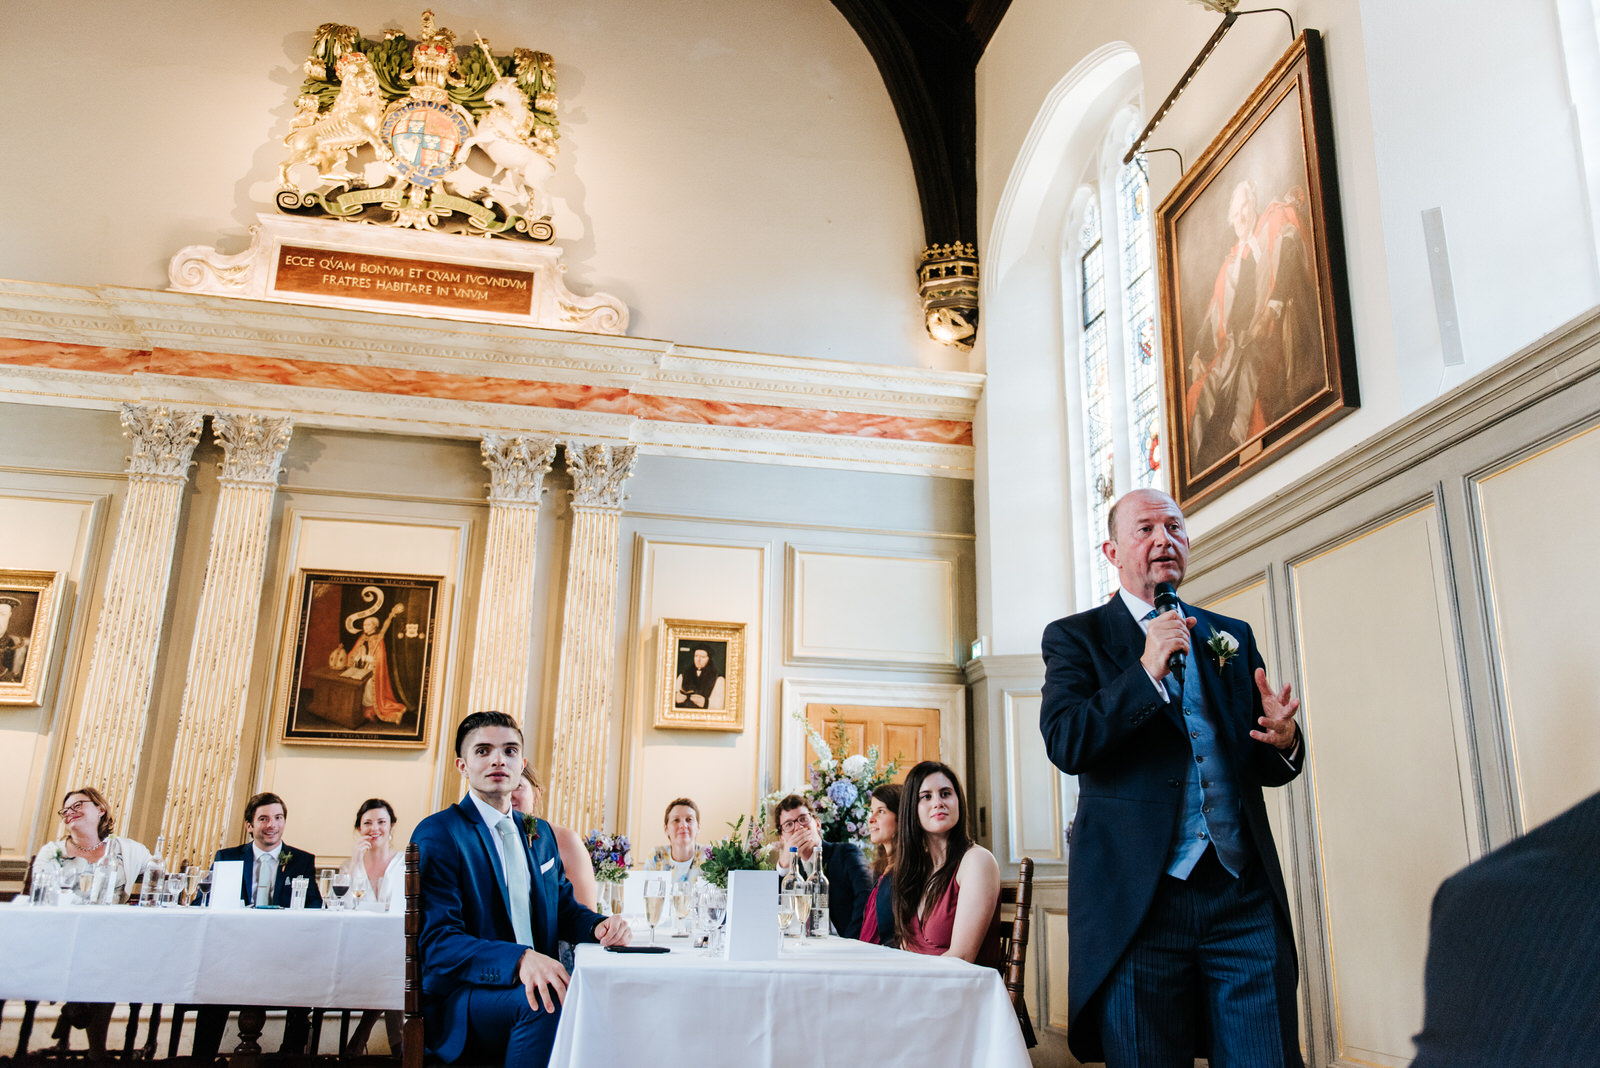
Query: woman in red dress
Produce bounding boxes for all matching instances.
[889,760,1002,966]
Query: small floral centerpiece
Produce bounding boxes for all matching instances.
[699,816,771,890]
[1204,628,1240,670]
[758,712,899,849]
[583,829,631,883]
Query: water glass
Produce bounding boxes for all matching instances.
[290,875,309,910]
[162,871,185,907]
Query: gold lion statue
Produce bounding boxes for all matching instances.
[279,51,391,187]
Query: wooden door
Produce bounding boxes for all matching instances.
[805,703,940,783]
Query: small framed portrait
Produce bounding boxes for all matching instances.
[654,619,745,732]
[275,570,443,747]
[1156,30,1358,509]
[0,569,67,706]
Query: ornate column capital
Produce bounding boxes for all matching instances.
[481,435,558,505]
[213,413,294,485]
[565,442,637,511]
[120,404,204,482]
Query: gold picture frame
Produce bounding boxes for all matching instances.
[274,569,443,748]
[654,619,745,732]
[0,569,67,706]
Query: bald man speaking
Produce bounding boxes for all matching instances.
[1040,489,1305,1067]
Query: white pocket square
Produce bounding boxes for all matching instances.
[539,858,555,874]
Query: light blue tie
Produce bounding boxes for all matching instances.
[494,817,534,946]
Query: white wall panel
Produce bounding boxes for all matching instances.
[1003,689,1068,863]
[1477,423,1600,829]
[1292,506,1473,1067]
[790,550,954,664]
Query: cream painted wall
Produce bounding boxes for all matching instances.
[1292,507,1475,1067]
[252,514,468,864]
[0,0,944,368]
[1475,423,1600,831]
[0,495,100,860]
[624,538,765,861]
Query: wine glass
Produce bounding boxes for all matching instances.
[163,871,186,908]
[671,884,692,936]
[330,873,352,911]
[183,866,202,906]
[704,887,727,954]
[316,867,335,906]
[642,874,666,945]
[196,868,213,907]
[76,867,96,904]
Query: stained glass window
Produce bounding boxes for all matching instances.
[1078,199,1115,603]
[1118,154,1162,489]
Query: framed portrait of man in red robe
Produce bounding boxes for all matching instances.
[1156,30,1358,509]
[276,570,442,747]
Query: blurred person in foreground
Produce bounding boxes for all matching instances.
[856,783,901,946]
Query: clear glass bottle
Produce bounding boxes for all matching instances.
[780,846,806,938]
[138,835,166,907]
[807,856,830,937]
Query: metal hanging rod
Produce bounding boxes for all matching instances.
[1122,7,1298,168]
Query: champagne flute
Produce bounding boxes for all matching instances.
[184,865,202,906]
[642,874,666,945]
[671,886,692,936]
[791,890,811,937]
[316,867,335,906]
[777,895,795,933]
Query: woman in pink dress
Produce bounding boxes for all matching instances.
[889,760,1002,966]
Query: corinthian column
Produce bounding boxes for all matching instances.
[465,435,557,719]
[64,405,204,831]
[159,414,294,867]
[545,442,637,833]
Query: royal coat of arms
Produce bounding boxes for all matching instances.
[277,10,561,240]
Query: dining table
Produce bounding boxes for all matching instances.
[548,932,1033,1067]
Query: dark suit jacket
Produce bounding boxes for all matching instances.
[1411,789,1600,1067]
[821,841,873,940]
[412,801,605,1063]
[1040,594,1303,1062]
[213,841,322,909]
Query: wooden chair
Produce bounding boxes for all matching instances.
[995,857,1037,1048]
[401,843,425,1068]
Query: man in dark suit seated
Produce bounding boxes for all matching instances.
[414,711,631,1066]
[771,794,874,939]
[1411,788,1600,1067]
[193,791,323,1058]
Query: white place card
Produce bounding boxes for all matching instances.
[725,869,779,961]
[210,860,244,909]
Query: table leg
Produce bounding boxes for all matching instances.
[169,1005,190,1058]
[231,1006,266,1068]
[119,1002,141,1057]
[16,1000,38,1056]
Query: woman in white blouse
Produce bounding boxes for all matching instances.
[344,797,403,911]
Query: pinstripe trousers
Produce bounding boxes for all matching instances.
[1100,847,1302,1068]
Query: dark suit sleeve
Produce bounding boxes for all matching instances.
[414,820,528,989]
[1040,616,1171,775]
[827,843,874,940]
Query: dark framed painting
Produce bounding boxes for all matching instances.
[654,618,745,731]
[0,569,66,706]
[276,570,442,747]
[1156,30,1358,509]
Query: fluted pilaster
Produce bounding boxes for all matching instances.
[465,435,557,719]
[159,414,294,867]
[64,405,204,830]
[546,443,637,833]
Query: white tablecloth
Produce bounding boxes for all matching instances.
[0,903,403,1009]
[549,936,1031,1067]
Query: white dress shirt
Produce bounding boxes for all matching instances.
[467,790,531,884]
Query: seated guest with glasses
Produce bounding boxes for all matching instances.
[511,764,598,910]
[193,792,322,1059]
[890,761,1001,966]
[415,711,631,1067]
[647,797,705,888]
[856,783,902,946]
[771,794,874,939]
[29,787,150,1056]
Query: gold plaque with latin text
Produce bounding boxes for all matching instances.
[273,245,534,315]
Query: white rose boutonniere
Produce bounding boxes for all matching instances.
[1204,628,1240,671]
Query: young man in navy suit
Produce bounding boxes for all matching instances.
[193,792,322,1058]
[413,711,630,1066]
[1040,488,1305,1067]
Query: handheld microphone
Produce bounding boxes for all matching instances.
[1153,581,1185,676]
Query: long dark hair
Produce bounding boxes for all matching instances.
[891,761,971,949]
[870,783,902,879]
